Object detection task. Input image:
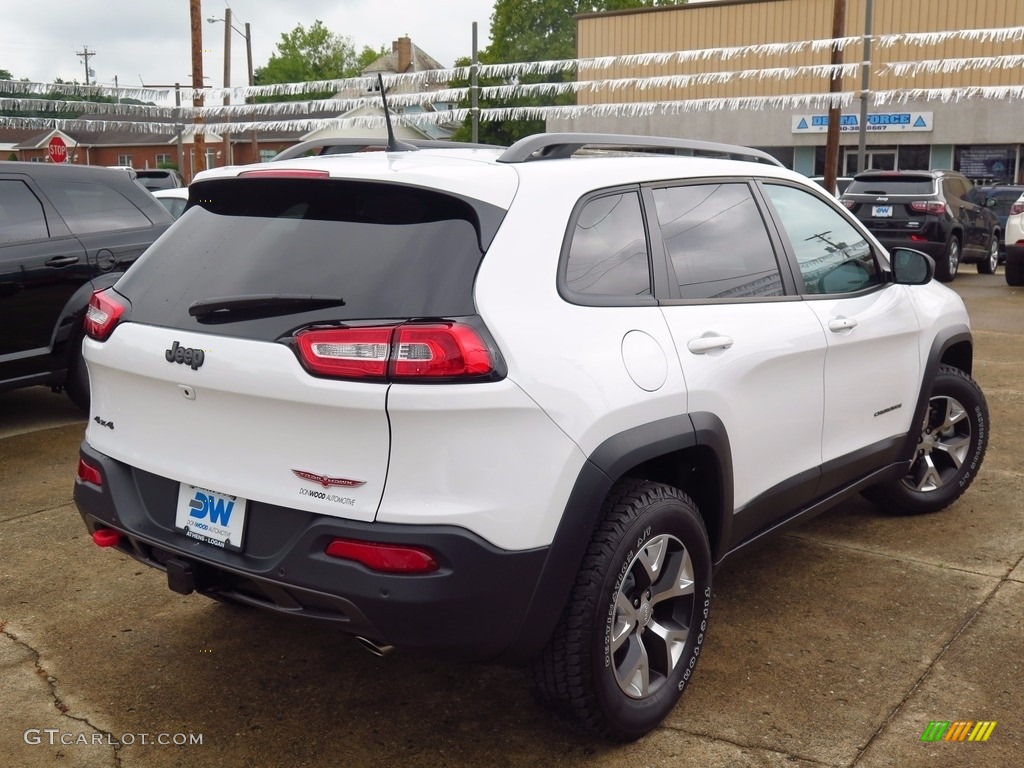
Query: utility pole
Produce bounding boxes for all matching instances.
[76,46,96,85]
[856,0,874,174]
[823,0,846,196]
[190,0,206,177]
[221,7,232,165]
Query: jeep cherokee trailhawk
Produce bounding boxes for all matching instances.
[74,133,988,740]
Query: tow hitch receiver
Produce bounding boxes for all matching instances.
[165,557,198,595]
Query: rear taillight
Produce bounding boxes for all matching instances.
[294,322,497,382]
[909,201,948,216]
[325,538,439,573]
[83,290,125,340]
[1010,201,1024,216]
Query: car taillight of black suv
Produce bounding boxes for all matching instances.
[840,169,1001,281]
[0,162,174,408]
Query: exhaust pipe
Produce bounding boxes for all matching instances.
[355,636,395,657]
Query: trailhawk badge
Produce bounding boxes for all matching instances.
[291,469,366,489]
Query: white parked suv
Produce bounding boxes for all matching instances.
[1005,191,1024,285]
[74,133,988,740]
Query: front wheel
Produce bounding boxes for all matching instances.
[977,233,999,275]
[935,236,960,282]
[863,365,988,515]
[532,479,712,741]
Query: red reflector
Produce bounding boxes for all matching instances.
[325,538,439,573]
[238,168,330,178]
[77,458,103,486]
[909,234,927,242]
[83,290,125,341]
[92,528,121,547]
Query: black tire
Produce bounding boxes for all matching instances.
[934,236,960,282]
[532,479,712,741]
[863,365,988,515]
[64,332,90,412]
[1006,255,1024,286]
[977,233,999,275]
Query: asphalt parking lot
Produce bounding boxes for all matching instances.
[2,270,1022,768]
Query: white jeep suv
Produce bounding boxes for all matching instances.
[74,133,988,740]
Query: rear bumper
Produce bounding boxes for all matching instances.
[875,236,946,261]
[74,441,548,661]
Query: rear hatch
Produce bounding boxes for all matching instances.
[84,172,507,524]
[841,173,942,240]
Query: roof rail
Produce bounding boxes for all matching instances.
[496,133,784,167]
[272,138,502,162]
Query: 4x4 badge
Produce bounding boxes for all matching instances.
[292,469,366,488]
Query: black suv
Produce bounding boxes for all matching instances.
[841,170,1001,281]
[0,162,174,408]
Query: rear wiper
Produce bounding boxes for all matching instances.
[189,294,346,320]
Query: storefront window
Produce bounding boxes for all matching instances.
[955,145,1017,183]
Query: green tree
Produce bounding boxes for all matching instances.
[454,0,682,145]
[0,68,12,80]
[254,20,377,101]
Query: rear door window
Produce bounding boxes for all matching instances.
[653,182,784,300]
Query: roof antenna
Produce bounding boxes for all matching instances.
[377,73,418,152]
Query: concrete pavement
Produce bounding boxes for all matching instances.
[1,271,1021,767]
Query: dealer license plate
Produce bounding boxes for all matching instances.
[174,484,247,552]
[872,205,893,217]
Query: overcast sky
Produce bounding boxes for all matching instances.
[0,0,496,93]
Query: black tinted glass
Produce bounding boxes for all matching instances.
[564,192,651,298]
[37,179,151,234]
[845,176,934,195]
[117,178,496,337]
[654,183,783,299]
[0,180,48,244]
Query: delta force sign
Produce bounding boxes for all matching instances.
[792,112,934,133]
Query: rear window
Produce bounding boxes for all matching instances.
[845,176,935,196]
[115,178,502,338]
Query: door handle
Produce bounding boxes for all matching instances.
[686,335,734,354]
[45,255,80,267]
[828,316,858,332]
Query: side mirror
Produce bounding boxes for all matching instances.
[890,247,934,285]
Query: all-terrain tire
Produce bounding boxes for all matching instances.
[531,479,712,741]
[863,365,988,515]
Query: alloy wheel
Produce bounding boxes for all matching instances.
[903,393,972,493]
[610,533,695,698]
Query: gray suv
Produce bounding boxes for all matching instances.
[0,162,173,408]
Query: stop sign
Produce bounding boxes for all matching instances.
[48,136,68,163]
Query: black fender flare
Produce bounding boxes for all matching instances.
[898,324,973,462]
[499,412,733,663]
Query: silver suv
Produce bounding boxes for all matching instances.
[74,134,988,740]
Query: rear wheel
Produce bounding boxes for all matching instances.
[532,479,712,741]
[863,365,987,515]
[977,234,999,275]
[935,236,960,282]
[1006,253,1024,286]
[64,332,90,412]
